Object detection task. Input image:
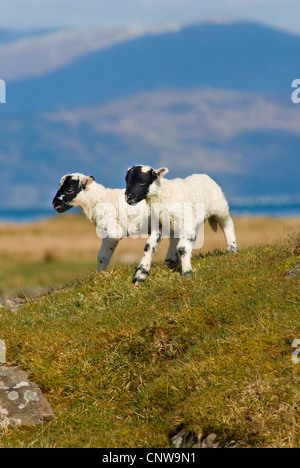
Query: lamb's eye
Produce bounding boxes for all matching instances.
[66,188,73,194]
[139,183,146,186]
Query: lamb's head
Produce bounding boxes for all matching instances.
[125,165,169,205]
[52,173,95,212]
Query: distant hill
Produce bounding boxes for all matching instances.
[0,26,179,82]
[0,28,53,45]
[1,22,300,210]
[1,88,300,209]
[6,22,300,115]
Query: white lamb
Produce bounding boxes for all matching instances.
[52,173,149,271]
[125,165,238,283]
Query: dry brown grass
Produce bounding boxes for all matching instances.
[0,213,299,297]
[0,213,299,265]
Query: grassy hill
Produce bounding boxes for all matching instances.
[0,233,299,448]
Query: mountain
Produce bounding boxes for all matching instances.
[0,25,180,82]
[0,28,53,45]
[0,22,300,211]
[6,22,300,116]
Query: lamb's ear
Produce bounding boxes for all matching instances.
[81,176,95,188]
[155,167,169,178]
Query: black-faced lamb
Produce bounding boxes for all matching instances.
[125,165,238,283]
[52,173,149,271]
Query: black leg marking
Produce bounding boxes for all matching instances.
[133,265,150,284]
[178,247,186,257]
[183,270,193,277]
[135,265,149,275]
[229,241,239,254]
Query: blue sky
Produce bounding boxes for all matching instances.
[1,0,300,35]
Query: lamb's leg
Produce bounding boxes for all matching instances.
[133,232,162,284]
[97,238,119,271]
[219,216,239,253]
[164,232,179,266]
[176,234,196,276]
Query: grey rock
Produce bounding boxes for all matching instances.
[0,340,6,364]
[200,433,219,448]
[171,431,184,449]
[224,440,242,448]
[170,429,197,448]
[171,429,242,449]
[285,264,300,280]
[0,298,26,312]
[0,366,53,429]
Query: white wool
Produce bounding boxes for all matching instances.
[131,168,238,283]
[147,173,230,223]
[61,173,149,271]
[71,176,148,238]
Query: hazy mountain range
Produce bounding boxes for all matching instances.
[0,21,299,210]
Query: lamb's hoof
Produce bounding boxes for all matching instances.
[132,276,147,284]
[182,270,193,277]
[132,267,149,284]
[228,245,239,254]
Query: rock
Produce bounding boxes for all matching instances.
[0,341,6,364]
[224,440,242,448]
[200,433,219,448]
[285,264,300,280]
[0,366,53,429]
[0,298,26,312]
[170,429,197,448]
[170,429,242,449]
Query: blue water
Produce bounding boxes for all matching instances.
[0,205,299,223]
[0,208,80,223]
[230,203,300,218]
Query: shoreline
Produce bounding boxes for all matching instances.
[0,202,300,225]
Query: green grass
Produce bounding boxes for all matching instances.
[0,235,299,447]
[0,259,95,297]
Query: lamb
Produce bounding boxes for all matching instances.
[52,173,150,271]
[125,165,238,283]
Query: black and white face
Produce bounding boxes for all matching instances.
[125,166,158,206]
[52,174,94,212]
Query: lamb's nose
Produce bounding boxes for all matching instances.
[52,199,59,209]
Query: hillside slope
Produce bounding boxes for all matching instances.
[0,235,299,447]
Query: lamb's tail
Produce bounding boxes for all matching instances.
[208,215,218,233]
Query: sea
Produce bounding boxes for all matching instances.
[0,204,299,224]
